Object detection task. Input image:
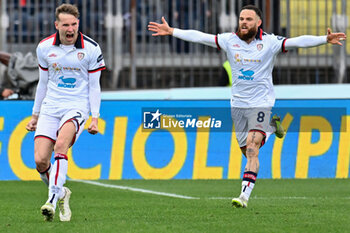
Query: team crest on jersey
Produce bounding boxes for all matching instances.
[77,52,85,60]
[257,44,263,51]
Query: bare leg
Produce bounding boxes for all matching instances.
[34,138,54,185]
[48,121,76,207]
[233,131,264,208]
[241,131,264,200]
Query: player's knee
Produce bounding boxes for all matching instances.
[34,156,49,172]
[54,138,70,153]
[246,140,260,151]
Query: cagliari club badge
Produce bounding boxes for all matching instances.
[257,44,263,51]
[77,52,85,60]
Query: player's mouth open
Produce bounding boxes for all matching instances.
[66,34,74,38]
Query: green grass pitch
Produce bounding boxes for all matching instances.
[0,179,349,233]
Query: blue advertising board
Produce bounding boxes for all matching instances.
[0,99,349,180]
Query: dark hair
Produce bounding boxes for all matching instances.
[241,5,263,20]
[55,3,80,21]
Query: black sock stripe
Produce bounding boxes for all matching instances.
[49,194,55,203]
[243,178,256,183]
[244,171,258,177]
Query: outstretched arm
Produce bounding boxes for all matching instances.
[285,28,346,49]
[148,17,217,48]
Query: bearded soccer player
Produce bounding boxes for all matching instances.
[148,5,346,208]
[26,3,105,220]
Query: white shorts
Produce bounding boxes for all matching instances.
[231,107,273,148]
[35,105,88,145]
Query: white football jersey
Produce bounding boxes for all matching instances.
[216,29,287,108]
[36,32,105,113]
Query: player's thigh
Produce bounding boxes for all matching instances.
[58,109,88,146]
[56,121,76,147]
[246,130,265,148]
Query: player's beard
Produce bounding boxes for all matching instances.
[236,26,258,42]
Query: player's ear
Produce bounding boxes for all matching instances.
[257,19,262,27]
[54,21,59,30]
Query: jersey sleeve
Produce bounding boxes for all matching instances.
[88,45,106,73]
[36,45,48,71]
[268,34,288,54]
[216,33,231,52]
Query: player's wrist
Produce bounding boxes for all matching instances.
[91,112,100,118]
[32,111,40,117]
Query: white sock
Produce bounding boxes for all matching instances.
[240,171,257,201]
[37,164,52,186]
[47,153,68,208]
[241,181,255,200]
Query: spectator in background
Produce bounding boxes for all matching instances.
[0,52,15,99]
[218,60,232,86]
[0,51,39,100]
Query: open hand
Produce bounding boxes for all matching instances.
[148,16,174,36]
[327,28,347,45]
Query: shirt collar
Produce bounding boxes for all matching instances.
[53,32,84,48]
[255,28,263,40]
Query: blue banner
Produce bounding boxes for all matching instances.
[0,99,349,180]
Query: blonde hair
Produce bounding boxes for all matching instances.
[55,3,80,20]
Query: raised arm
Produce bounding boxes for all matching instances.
[285,28,346,49]
[148,17,217,48]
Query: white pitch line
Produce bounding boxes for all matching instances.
[71,180,350,201]
[207,196,350,200]
[72,179,199,200]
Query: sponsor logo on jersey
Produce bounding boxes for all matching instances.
[63,67,81,71]
[77,52,85,60]
[52,63,62,72]
[235,53,242,62]
[257,43,263,51]
[238,69,254,81]
[232,44,240,48]
[58,76,76,88]
[48,53,57,57]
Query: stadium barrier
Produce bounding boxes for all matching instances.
[1,86,349,180]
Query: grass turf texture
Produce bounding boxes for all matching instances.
[0,179,349,233]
